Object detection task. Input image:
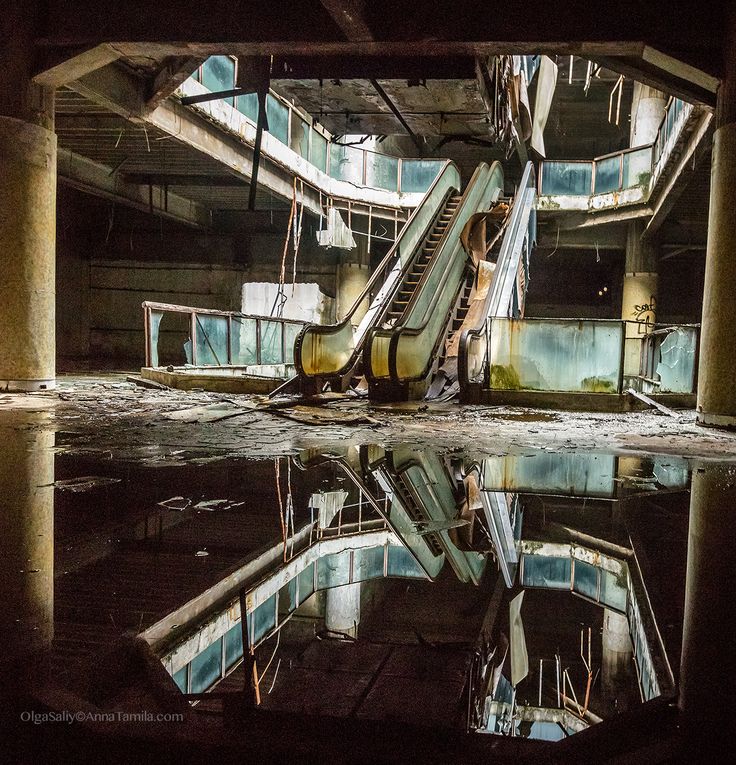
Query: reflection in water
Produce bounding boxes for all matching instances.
[5,425,716,750]
[0,411,54,697]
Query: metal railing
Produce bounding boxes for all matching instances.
[142,300,305,368]
[539,144,653,197]
[186,56,445,195]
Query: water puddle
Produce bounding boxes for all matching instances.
[0,409,711,746]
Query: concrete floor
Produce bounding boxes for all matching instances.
[4,372,736,464]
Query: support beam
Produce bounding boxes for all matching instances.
[146,56,205,111]
[58,148,210,228]
[319,0,373,42]
[69,63,146,120]
[369,79,422,150]
[33,43,121,88]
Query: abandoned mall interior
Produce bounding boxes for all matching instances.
[3,2,736,761]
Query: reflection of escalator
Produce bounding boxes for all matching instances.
[294,161,462,394]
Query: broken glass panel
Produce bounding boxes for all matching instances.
[297,562,315,604]
[329,143,364,184]
[655,327,697,393]
[290,115,310,158]
[173,666,188,693]
[149,310,163,367]
[230,317,258,365]
[283,322,302,364]
[201,56,235,106]
[600,568,627,613]
[260,320,284,365]
[195,314,228,366]
[311,131,328,173]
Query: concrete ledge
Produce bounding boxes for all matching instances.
[473,389,695,413]
[141,366,288,394]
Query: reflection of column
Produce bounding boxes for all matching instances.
[697,11,736,427]
[680,465,736,748]
[0,2,57,391]
[629,83,667,148]
[325,583,361,638]
[0,414,54,696]
[336,236,370,325]
[621,221,657,383]
[601,608,634,713]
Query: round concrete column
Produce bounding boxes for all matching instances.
[336,237,370,325]
[697,10,736,427]
[621,221,658,383]
[0,116,57,391]
[601,608,634,713]
[629,83,667,147]
[679,464,736,748]
[325,582,361,638]
[0,413,54,695]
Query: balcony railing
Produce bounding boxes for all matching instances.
[186,56,445,196]
[142,300,305,369]
[539,145,653,197]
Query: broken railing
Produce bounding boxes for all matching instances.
[638,325,700,394]
[142,301,305,368]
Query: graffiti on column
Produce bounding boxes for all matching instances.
[632,295,656,334]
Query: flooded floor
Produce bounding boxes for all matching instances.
[3,373,735,762]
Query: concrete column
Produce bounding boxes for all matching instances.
[325,582,361,638]
[336,236,370,325]
[629,83,667,148]
[0,3,57,391]
[696,10,736,427]
[0,413,54,697]
[679,464,736,749]
[621,221,658,382]
[601,608,634,713]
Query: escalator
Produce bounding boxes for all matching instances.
[458,161,537,402]
[293,160,463,394]
[364,161,506,401]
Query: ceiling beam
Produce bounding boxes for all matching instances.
[270,55,476,80]
[33,43,121,88]
[145,56,205,111]
[319,1,373,42]
[57,148,210,228]
[369,79,421,149]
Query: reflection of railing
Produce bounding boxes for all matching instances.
[539,145,653,196]
[187,56,445,195]
[142,300,305,368]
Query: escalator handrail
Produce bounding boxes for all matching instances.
[294,160,461,380]
[458,161,537,389]
[366,162,504,385]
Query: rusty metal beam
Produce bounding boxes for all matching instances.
[369,79,421,150]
